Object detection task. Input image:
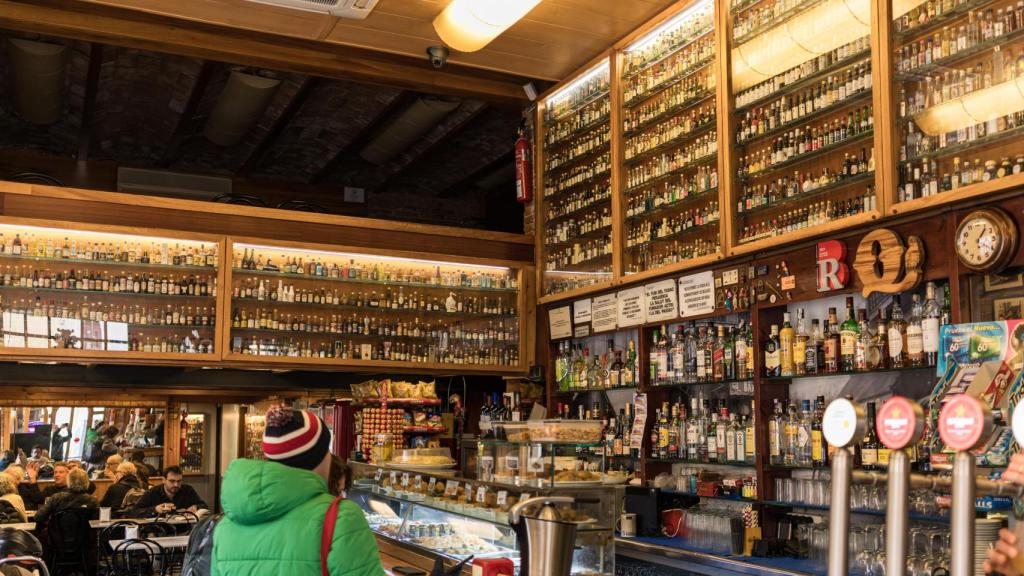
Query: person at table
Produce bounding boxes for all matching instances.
[128,466,207,517]
[0,475,27,522]
[100,462,146,517]
[41,462,95,499]
[97,454,122,480]
[34,468,98,527]
[4,465,43,511]
[50,424,68,463]
[128,450,152,484]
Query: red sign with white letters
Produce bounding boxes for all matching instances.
[938,395,986,451]
[816,240,849,292]
[877,397,917,450]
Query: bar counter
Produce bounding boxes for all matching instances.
[615,537,819,576]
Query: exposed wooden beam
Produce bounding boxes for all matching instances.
[76,43,103,162]
[0,0,529,107]
[236,76,319,177]
[309,90,418,185]
[157,60,219,168]
[437,149,514,198]
[375,103,489,191]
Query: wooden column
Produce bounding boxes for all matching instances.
[608,48,626,280]
[715,0,738,256]
[872,0,898,216]
[165,403,181,468]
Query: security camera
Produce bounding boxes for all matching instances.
[426,45,450,69]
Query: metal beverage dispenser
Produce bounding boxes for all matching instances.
[875,396,925,576]
[508,496,577,576]
[821,398,867,576]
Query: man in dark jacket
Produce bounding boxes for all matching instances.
[100,462,145,517]
[35,468,98,526]
[128,466,207,517]
[129,451,153,485]
[5,465,43,510]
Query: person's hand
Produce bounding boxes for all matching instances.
[187,505,199,513]
[985,528,1023,576]
[26,463,38,483]
[156,503,176,514]
[1004,453,1024,485]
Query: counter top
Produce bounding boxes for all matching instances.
[616,536,822,576]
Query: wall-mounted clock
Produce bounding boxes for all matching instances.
[955,207,1019,273]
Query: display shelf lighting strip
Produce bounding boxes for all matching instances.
[625,0,715,54]
[545,59,610,107]
[233,243,511,271]
[913,76,1024,136]
[0,222,212,246]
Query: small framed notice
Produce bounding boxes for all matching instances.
[548,306,572,339]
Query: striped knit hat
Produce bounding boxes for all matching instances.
[262,406,331,471]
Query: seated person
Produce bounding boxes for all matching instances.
[41,463,96,499]
[128,466,207,517]
[35,468,98,527]
[99,462,146,517]
[4,465,42,511]
[128,450,153,485]
[0,474,27,522]
[95,454,122,480]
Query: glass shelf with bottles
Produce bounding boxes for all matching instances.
[181,413,206,475]
[0,220,219,356]
[647,392,758,466]
[893,0,1024,206]
[622,1,720,276]
[554,330,640,392]
[542,61,613,298]
[647,316,755,388]
[228,243,521,369]
[731,0,879,245]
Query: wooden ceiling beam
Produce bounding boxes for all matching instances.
[76,43,103,162]
[437,149,514,199]
[156,60,219,168]
[309,90,418,185]
[0,0,529,107]
[236,76,319,177]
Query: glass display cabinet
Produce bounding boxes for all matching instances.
[539,59,614,297]
[729,0,880,248]
[225,241,522,371]
[349,460,616,576]
[620,0,721,275]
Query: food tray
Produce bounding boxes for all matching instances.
[526,419,603,443]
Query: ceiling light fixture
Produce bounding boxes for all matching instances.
[913,76,1024,136]
[433,0,543,52]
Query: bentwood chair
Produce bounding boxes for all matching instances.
[45,508,91,576]
[111,539,166,576]
[97,522,139,576]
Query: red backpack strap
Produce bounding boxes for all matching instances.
[321,496,344,576]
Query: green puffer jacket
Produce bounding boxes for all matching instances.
[213,459,384,576]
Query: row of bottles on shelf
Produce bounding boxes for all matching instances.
[232,337,520,365]
[737,151,875,213]
[0,297,216,327]
[0,233,217,268]
[737,109,874,177]
[626,167,719,219]
[764,286,948,378]
[738,195,872,242]
[898,155,1024,202]
[626,132,718,189]
[900,54,1024,119]
[544,209,612,246]
[625,105,716,160]
[544,72,610,122]
[232,279,515,315]
[627,238,720,273]
[549,401,641,458]
[555,339,639,390]
[622,35,715,104]
[625,203,720,248]
[735,64,873,143]
[732,0,814,40]
[180,417,205,474]
[0,265,216,296]
[650,322,754,385]
[623,74,715,133]
[895,0,1023,34]
[736,37,870,108]
[544,236,613,270]
[544,124,610,172]
[544,156,612,197]
[480,392,525,424]
[622,4,714,75]
[548,184,611,220]
[231,308,518,343]
[235,249,516,290]
[897,9,1024,76]
[543,273,612,296]
[129,334,213,354]
[544,100,610,148]
[651,398,757,465]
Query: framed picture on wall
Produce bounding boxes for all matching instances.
[994,297,1024,321]
[985,272,1024,292]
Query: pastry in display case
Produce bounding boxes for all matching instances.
[352,379,446,463]
[348,461,615,576]
[620,0,721,274]
[540,60,614,296]
[227,242,521,369]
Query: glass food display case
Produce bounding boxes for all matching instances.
[226,241,522,371]
[349,460,616,576]
[540,60,614,297]
[620,0,721,275]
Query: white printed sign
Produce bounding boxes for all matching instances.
[679,271,716,317]
[592,294,618,332]
[548,306,572,339]
[573,299,592,325]
[617,287,646,327]
[645,279,679,322]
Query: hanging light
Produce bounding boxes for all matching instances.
[433,0,543,52]
[914,76,1024,135]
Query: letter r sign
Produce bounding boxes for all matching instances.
[817,240,849,292]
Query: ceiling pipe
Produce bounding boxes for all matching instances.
[359,97,459,165]
[7,38,68,125]
[203,70,281,146]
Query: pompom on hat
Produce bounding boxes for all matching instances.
[262,405,331,471]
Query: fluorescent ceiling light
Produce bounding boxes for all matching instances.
[433,0,543,52]
[913,76,1024,136]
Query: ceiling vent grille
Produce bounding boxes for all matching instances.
[244,0,380,18]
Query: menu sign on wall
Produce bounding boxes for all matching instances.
[548,306,572,339]
[592,294,618,332]
[679,271,716,317]
[617,286,646,327]
[645,279,679,322]
[573,299,592,325]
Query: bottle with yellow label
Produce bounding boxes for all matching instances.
[794,309,808,376]
[779,313,795,377]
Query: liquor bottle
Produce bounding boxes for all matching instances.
[783,402,799,466]
[907,294,925,367]
[922,282,941,366]
[650,329,662,384]
[623,340,637,386]
[727,413,739,463]
[671,326,686,384]
[889,302,908,368]
[716,405,729,462]
[744,401,757,464]
[712,325,727,381]
[609,341,624,387]
[769,399,784,466]
[695,325,708,382]
[735,321,750,380]
[805,318,820,375]
[765,324,782,377]
[941,283,952,326]
[687,398,701,461]
[667,403,680,459]
[861,402,880,470]
[706,409,719,463]
[556,341,570,391]
[824,308,840,373]
[856,308,876,370]
[811,396,827,467]
[685,323,699,383]
[724,326,736,381]
[797,399,813,466]
[613,409,626,456]
[779,312,795,377]
[840,297,860,372]
[794,309,808,376]
[650,408,662,458]
[876,308,891,370]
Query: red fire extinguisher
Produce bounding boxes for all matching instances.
[514,122,532,203]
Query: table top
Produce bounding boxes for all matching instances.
[0,523,34,531]
[91,517,193,528]
[109,535,191,551]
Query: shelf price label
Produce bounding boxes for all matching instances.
[444,480,458,498]
[389,471,397,486]
[375,468,383,482]
[414,475,423,490]
[428,477,438,494]
[401,473,410,488]
[504,455,520,471]
[497,490,508,507]
[476,486,487,504]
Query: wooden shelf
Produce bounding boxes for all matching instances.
[890,172,1024,216]
[730,211,878,256]
[220,352,527,376]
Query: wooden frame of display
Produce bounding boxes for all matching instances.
[0,215,223,366]
[220,236,528,375]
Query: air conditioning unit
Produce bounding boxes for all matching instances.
[244,0,380,18]
[117,167,232,201]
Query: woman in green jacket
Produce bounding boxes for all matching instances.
[212,408,384,576]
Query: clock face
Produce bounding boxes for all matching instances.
[957,216,1002,267]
